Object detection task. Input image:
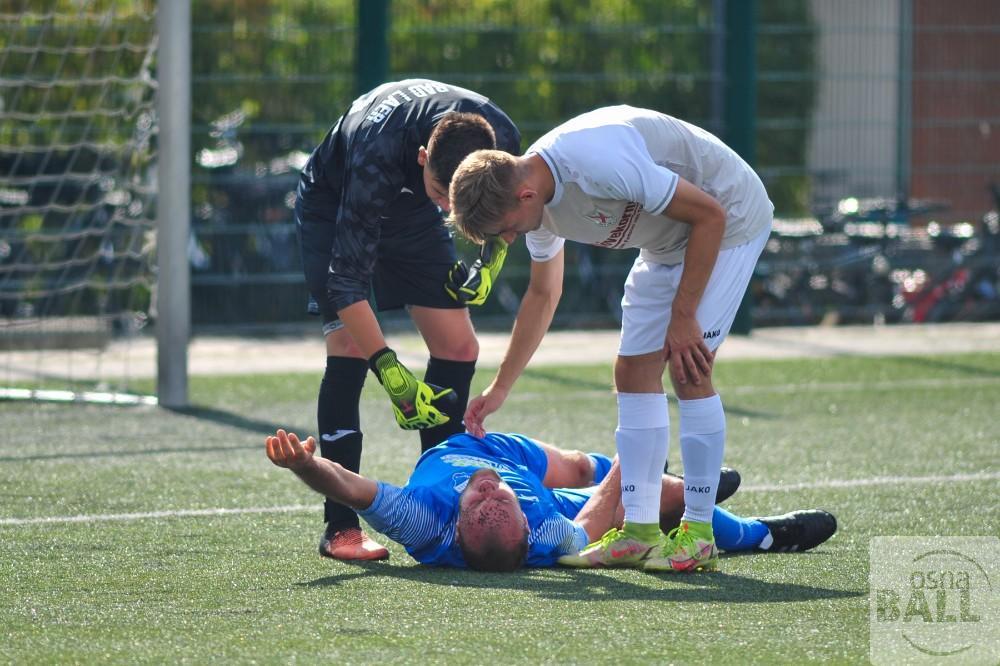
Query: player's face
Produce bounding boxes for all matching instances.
[457,469,526,534]
[459,468,519,510]
[494,198,545,244]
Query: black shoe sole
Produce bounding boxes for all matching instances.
[756,509,837,552]
[664,467,741,504]
[715,467,741,504]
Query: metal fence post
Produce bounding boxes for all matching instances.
[356,0,390,95]
[725,0,757,335]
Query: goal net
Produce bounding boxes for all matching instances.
[0,1,158,404]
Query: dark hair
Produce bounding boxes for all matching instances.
[426,112,497,186]
[457,527,528,573]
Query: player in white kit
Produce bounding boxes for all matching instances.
[447,105,773,572]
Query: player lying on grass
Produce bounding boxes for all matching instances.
[265,429,836,572]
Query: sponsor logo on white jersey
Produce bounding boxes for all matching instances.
[585,208,614,226]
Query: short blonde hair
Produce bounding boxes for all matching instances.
[447,149,521,244]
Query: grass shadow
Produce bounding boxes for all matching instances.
[713,404,778,419]
[0,442,266,463]
[166,404,307,435]
[298,559,862,604]
[884,354,1000,379]
[0,405,309,462]
[521,367,613,392]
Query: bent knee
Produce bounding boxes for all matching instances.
[670,369,717,400]
[567,450,596,486]
[615,352,666,393]
[325,330,365,358]
[431,336,479,362]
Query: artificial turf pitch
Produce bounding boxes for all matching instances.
[1,352,997,663]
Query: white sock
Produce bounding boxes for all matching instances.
[679,394,726,525]
[616,392,669,525]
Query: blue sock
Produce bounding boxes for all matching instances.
[587,453,614,484]
[711,506,770,551]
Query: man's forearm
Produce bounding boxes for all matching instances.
[573,462,624,542]
[672,216,724,317]
[493,252,564,391]
[291,457,378,511]
[493,285,560,391]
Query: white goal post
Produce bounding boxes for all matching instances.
[156,0,190,408]
[0,0,190,407]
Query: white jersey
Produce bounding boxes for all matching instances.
[524,105,774,265]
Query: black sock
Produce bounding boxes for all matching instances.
[419,357,476,452]
[318,356,368,529]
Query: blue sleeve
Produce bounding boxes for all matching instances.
[357,482,448,553]
[526,513,590,567]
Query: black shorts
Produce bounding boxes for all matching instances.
[298,210,462,331]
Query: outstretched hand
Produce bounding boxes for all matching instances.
[463,384,509,438]
[265,429,316,471]
[664,314,713,386]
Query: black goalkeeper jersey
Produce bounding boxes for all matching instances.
[296,79,520,312]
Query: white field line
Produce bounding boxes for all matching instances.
[508,375,1000,401]
[0,504,314,526]
[724,376,1000,396]
[742,471,1000,493]
[2,471,997,527]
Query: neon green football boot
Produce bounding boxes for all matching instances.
[557,525,660,569]
[643,520,719,573]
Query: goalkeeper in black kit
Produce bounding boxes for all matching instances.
[294,79,519,561]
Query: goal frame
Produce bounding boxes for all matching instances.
[156,0,191,408]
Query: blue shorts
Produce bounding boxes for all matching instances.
[549,487,598,520]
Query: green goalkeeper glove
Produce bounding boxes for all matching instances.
[369,347,456,430]
[445,237,509,306]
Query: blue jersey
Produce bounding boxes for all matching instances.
[358,433,590,567]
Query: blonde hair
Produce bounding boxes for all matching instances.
[447,149,521,244]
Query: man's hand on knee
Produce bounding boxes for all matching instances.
[664,314,713,386]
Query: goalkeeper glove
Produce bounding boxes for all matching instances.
[369,347,456,430]
[445,237,509,306]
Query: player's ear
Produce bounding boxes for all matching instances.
[417,146,428,167]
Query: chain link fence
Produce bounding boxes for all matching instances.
[185,0,1000,331]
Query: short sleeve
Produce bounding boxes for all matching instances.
[357,482,446,553]
[526,513,591,566]
[525,225,565,262]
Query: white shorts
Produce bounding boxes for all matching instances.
[618,225,771,357]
